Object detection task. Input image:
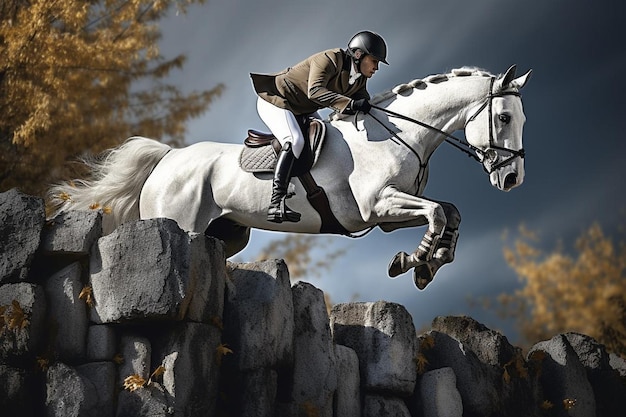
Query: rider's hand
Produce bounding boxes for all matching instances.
[350,98,372,114]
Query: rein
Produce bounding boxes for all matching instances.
[369,76,525,174]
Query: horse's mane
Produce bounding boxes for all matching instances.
[328,67,496,122]
[369,66,494,105]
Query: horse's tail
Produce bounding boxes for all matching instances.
[47,136,171,233]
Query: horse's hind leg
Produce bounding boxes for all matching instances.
[205,217,251,258]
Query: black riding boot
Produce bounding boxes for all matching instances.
[267,142,301,223]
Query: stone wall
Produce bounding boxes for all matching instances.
[1,188,626,417]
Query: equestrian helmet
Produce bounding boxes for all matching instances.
[348,31,388,65]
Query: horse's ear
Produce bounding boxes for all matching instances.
[501,65,517,87]
[511,69,532,90]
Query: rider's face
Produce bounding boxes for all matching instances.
[359,55,379,78]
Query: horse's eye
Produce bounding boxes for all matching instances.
[498,114,511,124]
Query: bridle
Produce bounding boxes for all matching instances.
[370,76,525,174]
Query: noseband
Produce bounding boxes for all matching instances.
[370,76,524,174]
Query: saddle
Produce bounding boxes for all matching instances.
[239,118,325,176]
[238,119,349,235]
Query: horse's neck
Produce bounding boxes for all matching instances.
[382,76,489,154]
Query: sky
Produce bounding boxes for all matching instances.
[156,0,626,342]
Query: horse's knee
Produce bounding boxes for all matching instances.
[431,204,447,234]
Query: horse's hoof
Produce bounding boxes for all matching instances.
[388,252,409,278]
[413,263,434,290]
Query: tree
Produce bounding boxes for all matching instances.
[254,234,347,281]
[499,223,626,355]
[0,0,222,195]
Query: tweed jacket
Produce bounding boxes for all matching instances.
[251,48,370,116]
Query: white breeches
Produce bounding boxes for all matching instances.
[256,97,305,158]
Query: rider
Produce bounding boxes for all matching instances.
[251,30,388,223]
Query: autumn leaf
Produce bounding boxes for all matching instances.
[89,203,101,210]
[79,286,95,307]
[7,300,29,330]
[215,344,233,365]
[420,334,436,350]
[102,206,113,215]
[540,400,554,410]
[563,398,576,410]
[123,374,147,392]
[36,356,50,371]
[147,365,166,385]
[415,353,429,375]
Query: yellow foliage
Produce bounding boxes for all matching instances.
[215,343,233,366]
[3,300,30,331]
[500,223,626,355]
[79,285,94,307]
[415,352,429,375]
[255,234,346,281]
[563,398,576,410]
[540,400,554,410]
[36,356,50,371]
[0,0,221,195]
[123,374,146,392]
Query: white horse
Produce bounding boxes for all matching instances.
[48,65,531,289]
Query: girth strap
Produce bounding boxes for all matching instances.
[298,172,350,235]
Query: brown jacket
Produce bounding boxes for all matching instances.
[251,48,370,116]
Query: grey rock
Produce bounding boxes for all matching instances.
[0,282,47,360]
[45,362,98,417]
[0,364,34,415]
[42,209,102,255]
[89,218,224,323]
[432,315,519,366]
[116,384,173,417]
[430,316,539,417]
[223,260,294,371]
[289,282,336,417]
[363,394,411,417]
[155,322,222,417]
[334,344,361,417]
[330,301,418,395]
[185,232,226,324]
[86,325,117,361]
[239,368,278,417]
[528,334,596,417]
[417,367,463,417]
[44,262,88,362]
[419,330,500,417]
[609,353,626,377]
[564,333,626,417]
[76,362,116,417]
[0,189,45,283]
[117,335,151,388]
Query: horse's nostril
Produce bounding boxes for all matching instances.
[504,173,517,189]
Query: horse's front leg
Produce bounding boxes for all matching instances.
[383,199,461,289]
[412,201,461,289]
[369,187,447,273]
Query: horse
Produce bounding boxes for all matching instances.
[47,65,532,290]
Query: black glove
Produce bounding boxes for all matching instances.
[350,98,371,114]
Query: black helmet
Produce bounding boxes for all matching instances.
[348,31,388,65]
